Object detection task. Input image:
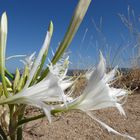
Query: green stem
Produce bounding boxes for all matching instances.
[16,105,26,140]
[18,109,63,126]
[0,69,8,97]
[18,114,45,126]
[0,125,7,140]
[9,105,16,140]
[16,127,22,140]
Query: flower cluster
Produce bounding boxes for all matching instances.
[1,50,135,139]
[0,0,135,139]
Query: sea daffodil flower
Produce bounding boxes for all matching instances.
[67,53,125,112]
[48,56,74,102]
[57,53,135,140]
[49,56,74,91]
[0,71,66,123]
[0,31,71,122]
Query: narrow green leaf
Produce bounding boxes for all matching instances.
[7,87,12,92]
[5,76,12,87]
[0,84,3,97]
[39,0,91,81]
[13,68,20,93]
[17,66,29,92]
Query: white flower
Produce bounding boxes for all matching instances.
[24,31,51,89]
[62,52,135,140]
[49,56,69,80]
[2,72,65,122]
[0,31,70,122]
[5,52,35,70]
[49,56,74,102]
[68,53,125,112]
[49,56,73,89]
[0,31,52,122]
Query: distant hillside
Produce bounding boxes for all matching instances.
[0,68,132,82]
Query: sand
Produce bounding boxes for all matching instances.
[23,93,140,140]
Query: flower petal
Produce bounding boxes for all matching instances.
[6,55,26,61]
[83,52,106,95]
[86,111,135,140]
[24,31,51,89]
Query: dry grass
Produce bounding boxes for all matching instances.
[114,68,140,92]
[72,68,140,96]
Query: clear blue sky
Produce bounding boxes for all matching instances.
[1,0,140,72]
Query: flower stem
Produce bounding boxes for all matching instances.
[17,109,64,126]
[16,126,23,140]
[0,125,7,140]
[9,105,17,140]
[18,114,45,126]
[16,105,26,140]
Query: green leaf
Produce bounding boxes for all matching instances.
[0,84,3,97]
[39,0,91,81]
[13,68,20,93]
[17,66,29,92]
[5,76,12,87]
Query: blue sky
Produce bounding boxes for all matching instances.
[1,0,140,72]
